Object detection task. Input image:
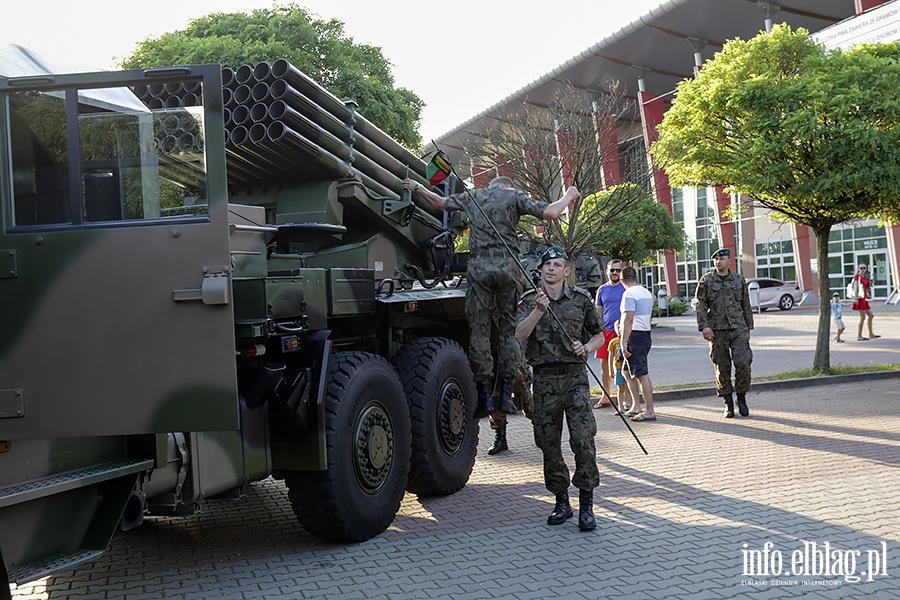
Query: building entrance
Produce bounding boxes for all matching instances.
[855,251,889,300]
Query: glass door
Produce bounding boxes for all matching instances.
[854,251,889,300]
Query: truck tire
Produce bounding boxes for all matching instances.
[393,338,478,496]
[284,352,411,542]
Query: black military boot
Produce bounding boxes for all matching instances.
[487,425,508,455]
[723,394,735,419]
[737,393,749,417]
[578,489,596,531]
[547,491,573,525]
[498,378,517,414]
[474,380,494,419]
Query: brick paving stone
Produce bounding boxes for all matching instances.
[9,378,900,599]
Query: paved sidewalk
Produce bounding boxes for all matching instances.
[12,378,900,599]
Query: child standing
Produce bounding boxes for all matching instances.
[831,292,845,343]
[607,320,637,414]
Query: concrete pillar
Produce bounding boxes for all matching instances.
[790,222,816,297]
[554,125,577,188]
[592,108,620,188]
[856,0,891,14]
[471,161,492,188]
[884,223,900,298]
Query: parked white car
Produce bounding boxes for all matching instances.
[747,278,802,311]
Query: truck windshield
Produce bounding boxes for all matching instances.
[4,78,209,228]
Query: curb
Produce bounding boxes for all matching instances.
[651,369,900,401]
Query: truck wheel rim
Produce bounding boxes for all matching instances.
[439,379,466,455]
[354,403,394,493]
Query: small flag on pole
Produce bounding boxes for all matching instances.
[426,150,452,186]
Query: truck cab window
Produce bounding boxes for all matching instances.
[5,79,209,229]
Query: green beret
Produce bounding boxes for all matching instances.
[539,246,567,267]
[712,248,731,258]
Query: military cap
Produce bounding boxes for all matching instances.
[539,246,567,267]
[711,248,731,258]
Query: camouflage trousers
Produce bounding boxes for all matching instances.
[709,328,753,396]
[490,361,534,429]
[531,367,599,493]
[465,259,523,381]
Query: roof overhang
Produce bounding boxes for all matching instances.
[431,0,858,166]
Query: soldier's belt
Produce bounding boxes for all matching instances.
[534,363,584,376]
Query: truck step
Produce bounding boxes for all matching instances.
[0,459,153,509]
[8,548,105,587]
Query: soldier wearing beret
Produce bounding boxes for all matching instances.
[515,246,604,531]
[404,177,579,418]
[694,248,754,418]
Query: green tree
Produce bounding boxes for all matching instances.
[652,24,900,371]
[587,187,683,266]
[120,3,423,149]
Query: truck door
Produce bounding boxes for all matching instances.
[0,65,239,439]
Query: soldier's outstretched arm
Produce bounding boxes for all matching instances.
[404,178,447,210]
[542,186,580,220]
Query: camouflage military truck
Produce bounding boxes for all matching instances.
[0,56,479,595]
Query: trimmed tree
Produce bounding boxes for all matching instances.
[652,24,900,371]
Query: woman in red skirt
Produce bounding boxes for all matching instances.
[852,264,880,341]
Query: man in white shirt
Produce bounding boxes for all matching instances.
[619,266,656,421]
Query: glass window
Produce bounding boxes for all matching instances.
[672,187,684,224]
[6,80,209,229]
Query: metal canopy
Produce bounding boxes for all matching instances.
[431,0,856,165]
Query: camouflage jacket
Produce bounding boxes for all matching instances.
[695,270,754,331]
[445,183,547,258]
[517,284,602,367]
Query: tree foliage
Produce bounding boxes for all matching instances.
[462,82,679,264]
[652,24,900,371]
[587,186,684,265]
[119,3,424,149]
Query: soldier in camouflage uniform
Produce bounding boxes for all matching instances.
[695,248,754,418]
[404,177,578,418]
[515,246,604,531]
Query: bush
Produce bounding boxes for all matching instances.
[652,300,689,317]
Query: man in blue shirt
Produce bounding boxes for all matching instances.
[593,259,626,408]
